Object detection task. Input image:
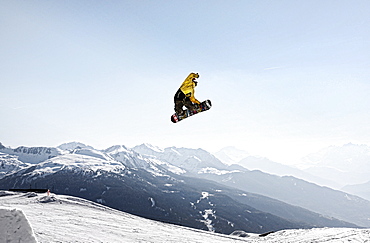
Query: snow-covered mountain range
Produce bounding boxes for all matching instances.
[215,144,370,190]
[1,141,370,236]
[215,147,341,189]
[133,143,229,174]
[1,142,306,234]
[302,143,370,186]
[0,153,30,179]
[214,146,250,165]
[214,144,370,211]
[2,191,369,243]
[134,143,370,227]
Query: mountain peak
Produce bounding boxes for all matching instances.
[57,142,94,151]
[214,146,250,165]
[136,143,164,153]
[104,145,130,154]
[0,145,64,164]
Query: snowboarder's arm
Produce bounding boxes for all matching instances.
[183,89,200,104]
[180,72,201,104]
[189,94,201,104]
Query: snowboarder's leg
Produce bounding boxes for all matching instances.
[174,89,186,115]
[174,100,185,116]
[184,98,196,112]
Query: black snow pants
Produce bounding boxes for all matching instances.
[174,89,195,115]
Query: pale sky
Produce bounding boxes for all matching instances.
[1,0,370,165]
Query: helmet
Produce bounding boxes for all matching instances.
[189,72,199,79]
[191,72,199,82]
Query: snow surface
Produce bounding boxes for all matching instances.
[0,146,66,164]
[0,206,37,243]
[0,153,30,179]
[57,141,94,151]
[1,191,370,243]
[27,153,125,178]
[132,144,228,174]
[72,148,114,161]
[198,167,240,175]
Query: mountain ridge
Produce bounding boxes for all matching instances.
[0,141,365,234]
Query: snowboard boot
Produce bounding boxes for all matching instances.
[184,100,196,112]
[177,109,185,116]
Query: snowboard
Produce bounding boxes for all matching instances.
[171,99,212,123]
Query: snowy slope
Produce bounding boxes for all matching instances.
[0,145,65,164]
[21,153,126,179]
[57,141,94,151]
[0,191,369,243]
[0,206,37,243]
[133,144,228,174]
[0,153,30,179]
[104,145,186,175]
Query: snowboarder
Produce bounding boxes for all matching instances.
[174,72,201,116]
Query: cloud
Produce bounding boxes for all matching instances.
[263,66,284,71]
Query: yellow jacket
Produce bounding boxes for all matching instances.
[179,73,201,104]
